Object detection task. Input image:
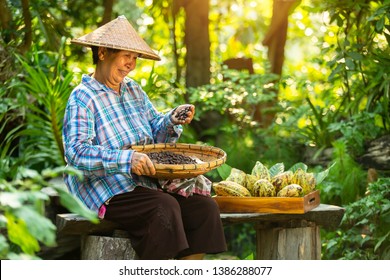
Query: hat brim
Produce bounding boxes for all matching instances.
[71,39,161,61]
[70,15,161,61]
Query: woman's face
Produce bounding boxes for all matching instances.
[98,48,139,85]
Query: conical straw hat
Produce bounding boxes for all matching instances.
[71,15,161,61]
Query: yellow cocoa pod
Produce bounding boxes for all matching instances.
[226,168,247,187]
[277,184,303,197]
[292,169,316,195]
[253,179,276,197]
[292,168,306,187]
[213,181,251,197]
[303,172,316,194]
[251,161,271,181]
[271,171,293,193]
[245,174,258,196]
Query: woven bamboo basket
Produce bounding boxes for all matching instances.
[131,143,227,179]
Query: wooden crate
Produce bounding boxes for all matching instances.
[214,190,320,214]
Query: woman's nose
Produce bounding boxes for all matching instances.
[126,57,137,69]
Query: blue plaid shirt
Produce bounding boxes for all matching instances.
[63,74,182,213]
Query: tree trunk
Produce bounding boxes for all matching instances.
[262,0,299,76]
[0,0,13,43]
[256,0,299,127]
[256,224,321,260]
[172,0,183,84]
[101,0,114,25]
[19,0,32,54]
[183,0,210,92]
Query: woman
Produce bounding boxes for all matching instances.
[63,15,226,260]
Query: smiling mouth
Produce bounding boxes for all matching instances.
[119,70,128,76]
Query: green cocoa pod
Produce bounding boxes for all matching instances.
[251,161,271,181]
[271,171,293,193]
[226,168,247,187]
[277,184,303,197]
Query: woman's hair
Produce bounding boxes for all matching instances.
[91,46,120,64]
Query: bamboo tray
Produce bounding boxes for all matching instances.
[214,190,320,214]
[131,143,227,179]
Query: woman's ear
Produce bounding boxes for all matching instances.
[98,47,107,61]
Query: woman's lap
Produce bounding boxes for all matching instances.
[104,187,226,259]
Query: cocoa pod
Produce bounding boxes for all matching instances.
[226,168,247,187]
[251,161,271,181]
[213,181,252,197]
[271,171,293,193]
[277,184,303,197]
[253,179,276,197]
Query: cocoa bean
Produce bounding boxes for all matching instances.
[147,151,197,164]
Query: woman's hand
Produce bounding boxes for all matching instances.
[131,152,156,176]
[171,104,195,124]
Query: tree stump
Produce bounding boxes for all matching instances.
[81,230,137,260]
[256,221,320,260]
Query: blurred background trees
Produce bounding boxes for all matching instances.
[1,0,389,259]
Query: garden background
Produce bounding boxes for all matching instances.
[0,0,389,260]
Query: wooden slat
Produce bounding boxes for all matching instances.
[56,214,119,235]
[220,204,345,229]
[57,203,344,237]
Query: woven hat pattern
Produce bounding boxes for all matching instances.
[71,15,160,61]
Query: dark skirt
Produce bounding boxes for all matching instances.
[104,187,227,259]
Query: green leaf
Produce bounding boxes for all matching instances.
[217,164,232,180]
[314,162,335,185]
[348,51,363,61]
[375,17,385,33]
[14,207,57,246]
[243,252,254,260]
[0,234,9,259]
[6,212,40,255]
[288,162,308,173]
[53,186,99,223]
[374,231,390,252]
[6,252,41,260]
[0,191,48,209]
[345,58,355,70]
[269,163,284,178]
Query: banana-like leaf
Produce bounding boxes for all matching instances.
[288,162,308,173]
[53,186,99,223]
[269,163,284,178]
[13,207,57,246]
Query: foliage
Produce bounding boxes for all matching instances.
[291,0,390,149]
[14,38,74,169]
[187,69,287,172]
[189,69,279,126]
[322,177,390,260]
[318,140,367,206]
[0,167,98,260]
[328,112,382,157]
[223,223,256,260]
[0,0,389,260]
[0,86,25,180]
[0,38,93,259]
